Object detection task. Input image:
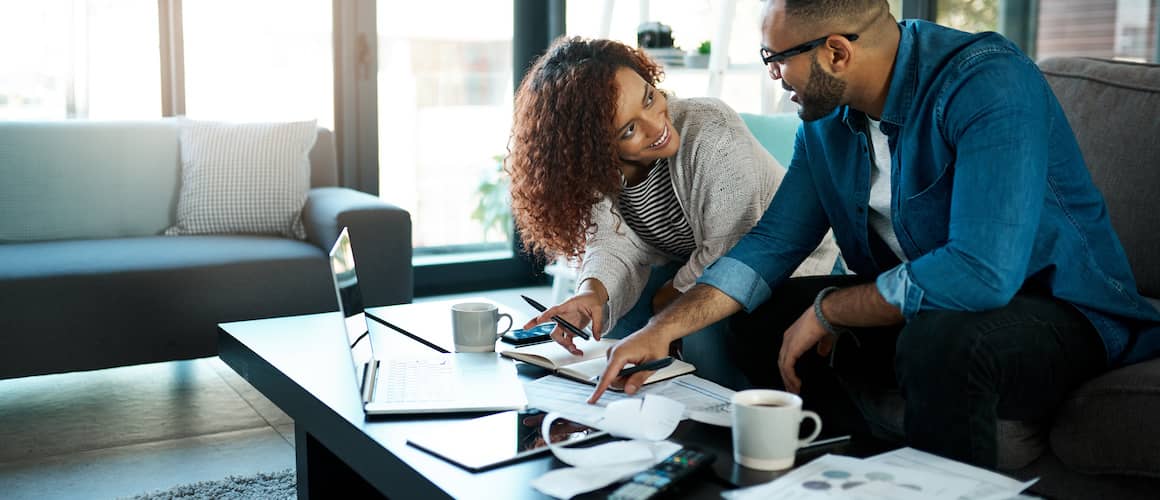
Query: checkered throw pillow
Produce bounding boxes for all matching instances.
[165,119,317,239]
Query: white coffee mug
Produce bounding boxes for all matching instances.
[731,389,822,471]
[450,302,513,353]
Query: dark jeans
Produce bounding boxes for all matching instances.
[729,275,1108,468]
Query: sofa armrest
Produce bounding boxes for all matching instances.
[302,187,413,306]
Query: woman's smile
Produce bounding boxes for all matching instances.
[648,124,671,149]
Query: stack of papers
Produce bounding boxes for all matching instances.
[723,447,1038,500]
[522,373,735,427]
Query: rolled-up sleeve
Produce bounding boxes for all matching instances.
[696,126,832,311]
[876,264,926,318]
[699,256,772,311]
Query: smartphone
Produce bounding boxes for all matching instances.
[406,407,607,471]
[500,322,555,346]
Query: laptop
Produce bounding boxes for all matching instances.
[328,227,527,415]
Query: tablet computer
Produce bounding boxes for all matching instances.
[406,408,607,471]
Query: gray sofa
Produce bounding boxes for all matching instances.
[1006,56,1160,499]
[0,120,413,380]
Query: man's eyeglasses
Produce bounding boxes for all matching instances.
[760,33,859,65]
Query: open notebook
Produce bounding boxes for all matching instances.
[500,337,695,388]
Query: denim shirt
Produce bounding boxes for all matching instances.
[699,20,1160,366]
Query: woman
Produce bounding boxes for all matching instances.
[508,37,838,388]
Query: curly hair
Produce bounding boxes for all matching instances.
[507,36,664,262]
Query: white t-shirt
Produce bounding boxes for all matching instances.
[867,118,906,261]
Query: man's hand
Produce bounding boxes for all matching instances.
[778,284,903,393]
[778,307,835,394]
[523,291,606,356]
[588,283,744,403]
[587,330,671,403]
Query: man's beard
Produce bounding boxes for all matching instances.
[786,57,846,122]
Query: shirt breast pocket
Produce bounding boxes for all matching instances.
[900,161,953,251]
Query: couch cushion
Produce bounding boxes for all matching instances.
[1050,357,1160,478]
[165,119,317,239]
[1039,57,1160,298]
[0,235,324,279]
[0,121,339,243]
[0,236,338,379]
[0,120,182,242]
[739,112,800,167]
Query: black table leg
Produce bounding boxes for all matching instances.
[296,427,385,499]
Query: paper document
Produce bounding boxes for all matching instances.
[523,374,632,426]
[723,453,976,500]
[646,374,735,426]
[530,395,686,499]
[866,447,1038,500]
[724,448,1037,500]
[530,440,681,499]
[522,373,735,427]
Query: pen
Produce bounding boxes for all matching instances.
[617,357,674,378]
[520,295,591,341]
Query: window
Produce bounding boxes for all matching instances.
[1037,0,1157,62]
[566,0,905,115]
[566,1,771,114]
[936,0,999,34]
[932,0,1158,62]
[377,1,515,263]
[0,0,160,119]
[182,0,334,128]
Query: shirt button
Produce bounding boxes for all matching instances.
[857,207,865,213]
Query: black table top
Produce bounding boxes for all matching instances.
[218,307,860,499]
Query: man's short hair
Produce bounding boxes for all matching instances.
[782,0,887,25]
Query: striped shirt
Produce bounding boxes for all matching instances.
[618,158,696,259]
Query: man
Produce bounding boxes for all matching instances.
[585,0,1160,468]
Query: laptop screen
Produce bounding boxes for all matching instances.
[328,227,374,382]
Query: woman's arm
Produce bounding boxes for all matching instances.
[577,199,667,333]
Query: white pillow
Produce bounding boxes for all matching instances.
[165,119,317,239]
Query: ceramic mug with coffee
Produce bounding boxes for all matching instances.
[731,389,822,470]
[450,302,513,352]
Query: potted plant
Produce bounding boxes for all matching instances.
[470,154,513,243]
[684,40,711,68]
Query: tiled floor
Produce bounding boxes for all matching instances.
[0,285,553,500]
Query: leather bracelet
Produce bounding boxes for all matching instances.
[814,286,849,338]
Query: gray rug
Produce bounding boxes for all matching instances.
[124,468,295,500]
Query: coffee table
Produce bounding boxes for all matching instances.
[218,300,860,499]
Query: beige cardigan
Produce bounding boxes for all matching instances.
[578,98,840,333]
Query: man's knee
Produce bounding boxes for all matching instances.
[894,310,991,387]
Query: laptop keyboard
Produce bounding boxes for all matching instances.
[381,358,456,403]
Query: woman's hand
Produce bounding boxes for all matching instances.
[651,279,683,313]
[522,289,607,356]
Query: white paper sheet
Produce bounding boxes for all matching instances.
[866,447,1038,500]
[723,453,976,500]
[522,374,630,426]
[530,440,682,499]
[529,395,686,499]
[522,373,735,427]
[645,374,735,427]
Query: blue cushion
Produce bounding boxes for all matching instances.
[739,112,801,166]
